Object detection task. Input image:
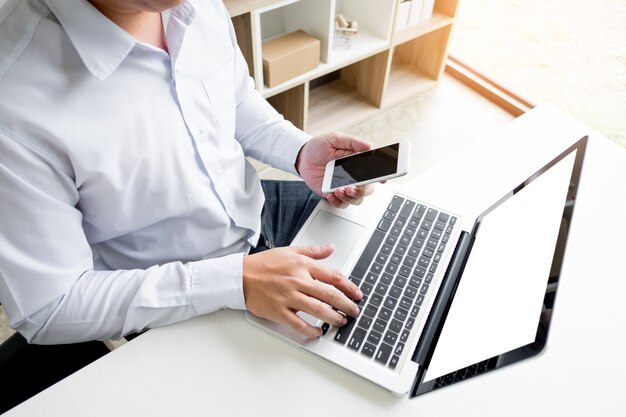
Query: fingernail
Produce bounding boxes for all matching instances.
[356,289,363,299]
[341,316,348,326]
[347,187,356,196]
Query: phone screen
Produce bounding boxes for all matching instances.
[331,143,399,189]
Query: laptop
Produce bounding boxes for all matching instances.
[247,136,587,397]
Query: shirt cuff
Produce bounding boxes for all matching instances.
[190,252,246,314]
[274,123,311,176]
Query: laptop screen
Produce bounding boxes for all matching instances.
[411,137,587,396]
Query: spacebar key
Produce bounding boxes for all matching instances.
[350,229,385,279]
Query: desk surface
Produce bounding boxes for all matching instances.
[6,106,626,416]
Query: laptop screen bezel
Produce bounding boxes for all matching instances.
[410,136,588,398]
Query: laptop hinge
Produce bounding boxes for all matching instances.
[410,231,474,397]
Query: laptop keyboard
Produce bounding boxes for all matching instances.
[332,194,457,370]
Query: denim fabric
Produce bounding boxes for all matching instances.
[250,180,321,254]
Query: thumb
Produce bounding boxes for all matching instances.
[293,244,335,260]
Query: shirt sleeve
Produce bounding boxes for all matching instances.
[0,132,245,345]
[226,14,310,176]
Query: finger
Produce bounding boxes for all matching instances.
[326,132,372,154]
[346,184,374,198]
[326,193,349,209]
[302,278,361,318]
[282,310,323,338]
[293,244,334,260]
[333,188,364,206]
[290,293,348,327]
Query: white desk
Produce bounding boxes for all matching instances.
[6,106,626,416]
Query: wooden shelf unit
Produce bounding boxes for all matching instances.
[224,0,459,135]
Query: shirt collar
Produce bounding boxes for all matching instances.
[43,0,196,81]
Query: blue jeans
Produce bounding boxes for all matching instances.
[250,180,320,254]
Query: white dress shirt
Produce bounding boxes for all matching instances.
[0,0,310,344]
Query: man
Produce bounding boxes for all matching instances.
[0,0,374,346]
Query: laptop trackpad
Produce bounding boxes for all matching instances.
[295,210,364,272]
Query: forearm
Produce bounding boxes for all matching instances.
[15,253,245,345]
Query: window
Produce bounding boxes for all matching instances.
[449,0,626,147]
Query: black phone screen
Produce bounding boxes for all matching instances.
[331,143,399,189]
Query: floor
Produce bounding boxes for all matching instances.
[0,73,513,345]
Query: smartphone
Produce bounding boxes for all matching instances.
[321,141,410,194]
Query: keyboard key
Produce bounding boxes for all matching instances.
[413,237,425,249]
[348,327,367,351]
[374,283,389,296]
[415,205,426,218]
[385,263,398,275]
[398,200,416,219]
[420,283,430,295]
[389,285,402,299]
[380,272,393,285]
[385,235,398,246]
[367,330,382,345]
[429,262,438,273]
[392,195,405,205]
[425,273,433,284]
[380,307,392,321]
[405,285,418,299]
[373,319,386,333]
[360,282,373,296]
[334,317,356,344]
[383,211,396,222]
[413,266,426,278]
[400,297,412,310]
[365,272,378,285]
[390,226,402,236]
[390,254,402,265]
[438,212,450,222]
[418,256,430,268]
[410,305,420,318]
[375,343,393,365]
[416,294,425,306]
[394,308,408,321]
[364,304,378,318]
[369,293,383,307]
[375,253,388,264]
[399,265,411,278]
[394,275,407,288]
[423,247,434,258]
[430,229,442,240]
[389,355,400,369]
[425,208,438,222]
[361,342,376,358]
[394,342,405,356]
[371,262,383,275]
[399,235,411,246]
[389,319,403,334]
[394,217,406,228]
[387,203,400,213]
[394,243,408,256]
[380,244,393,255]
[420,220,433,231]
[377,219,391,232]
[400,329,410,343]
[384,296,397,310]
[417,229,428,239]
[408,218,419,228]
[434,220,446,231]
[450,216,457,225]
[405,318,415,330]
[384,330,398,345]
[403,256,416,267]
[408,246,420,258]
[321,322,330,335]
[349,276,361,286]
[404,227,416,237]
[358,315,373,330]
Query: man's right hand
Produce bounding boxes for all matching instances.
[242,245,362,338]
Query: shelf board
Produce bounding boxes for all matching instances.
[224,0,284,17]
[392,12,454,46]
[382,62,440,107]
[259,27,390,99]
[306,79,381,136]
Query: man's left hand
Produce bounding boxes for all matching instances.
[296,132,375,209]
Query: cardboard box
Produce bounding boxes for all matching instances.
[262,30,320,88]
